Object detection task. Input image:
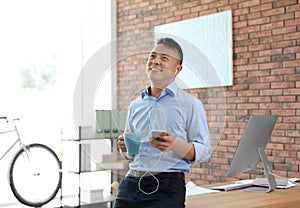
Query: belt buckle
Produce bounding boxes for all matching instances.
[128,170,152,178]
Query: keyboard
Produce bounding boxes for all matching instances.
[211,183,253,191]
[253,178,288,187]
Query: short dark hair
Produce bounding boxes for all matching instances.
[156,37,183,65]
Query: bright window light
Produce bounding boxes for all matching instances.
[0,0,112,205]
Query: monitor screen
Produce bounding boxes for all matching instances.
[226,115,277,177]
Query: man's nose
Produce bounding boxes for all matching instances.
[152,57,160,65]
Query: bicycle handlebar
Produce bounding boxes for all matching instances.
[0,117,19,123]
[0,117,8,122]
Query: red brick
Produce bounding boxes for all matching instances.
[284,32,300,40]
[249,30,272,39]
[182,0,200,9]
[199,8,218,16]
[286,130,300,137]
[239,0,260,8]
[260,76,283,83]
[249,43,271,51]
[249,96,271,103]
[273,0,298,8]
[272,109,296,116]
[271,12,295,22]
[272,150,297,158]
[237,103,259,109]
[284,74,300,82]
[208,0,228,9]
[190,4,209,13]
[271,136,295,144]
[268,143,284,150]
[283,116,300,123]
[259,62,283,70]
[236,64,259,71]
[239,12,261,21]
[250,3,272,13]
[261,21,284,30]
[259,48,282,56]
[259,103,282,109]
[272,96,296,102]
[272,40,296,49]
[283,46,300,53]
[248,69,270,77]
[249,83,270,90]
[285,17,300,27]
[261,8,285,17]
[272,82,295,89]
[233,21,247,29]
[182,12,200,20]
[249,56,271,64]
[260,35,284,44]
[238,25,260,34]
[238,90,259,97]
[283,60,300,67]
[234,59,248,65]
[284,88,300,95]
[272,26,297,35]
[285,3,300,12]
[248,17,270,26]
[233,7,249,16]
[283,102,300,109]
[158,1,174,9]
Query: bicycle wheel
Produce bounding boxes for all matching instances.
[9,143,62,207]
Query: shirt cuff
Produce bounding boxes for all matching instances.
[119,149,134,161]
[192,142,211,162]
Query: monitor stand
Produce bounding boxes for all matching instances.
[243,147,277,193]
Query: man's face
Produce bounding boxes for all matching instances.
[146,44,182,87]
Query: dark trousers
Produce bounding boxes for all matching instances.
[114,176,186,208]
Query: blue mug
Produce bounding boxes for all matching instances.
[124,132,141,155]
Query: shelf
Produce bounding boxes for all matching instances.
[61,123,122,208]
[64,161,129,174]
[61,195,115,208]
[95,161,129,171]
[81,195,116,205]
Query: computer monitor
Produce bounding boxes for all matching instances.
[226,115,278,193]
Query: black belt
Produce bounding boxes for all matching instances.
[127,170,185,179]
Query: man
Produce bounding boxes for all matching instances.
[115,37,211,208]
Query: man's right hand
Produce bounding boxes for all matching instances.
[117,134,127,153]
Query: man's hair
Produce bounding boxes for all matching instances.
[156,37,183,65]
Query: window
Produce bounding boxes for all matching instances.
[0,0,114,205]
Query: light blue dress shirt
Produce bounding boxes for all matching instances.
[126,81,211,174]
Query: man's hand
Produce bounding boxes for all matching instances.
[149,130,175,152]
[150,130,195,161]
[117,134,127,153]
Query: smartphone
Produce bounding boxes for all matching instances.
[151,130,167,141]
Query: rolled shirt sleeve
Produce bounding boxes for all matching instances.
[188,98,212,163]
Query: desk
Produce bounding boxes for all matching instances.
[186,185,300,208]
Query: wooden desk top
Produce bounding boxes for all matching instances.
[186,185,300,208]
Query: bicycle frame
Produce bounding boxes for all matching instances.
[0,117,41,176]
[0,117,25,162]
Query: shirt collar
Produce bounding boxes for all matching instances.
[141,81,178,99]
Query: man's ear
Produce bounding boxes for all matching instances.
[175,65,182,75]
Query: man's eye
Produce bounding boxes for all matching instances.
[162,56,169,61]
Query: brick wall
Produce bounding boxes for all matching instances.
[116,0,300,185]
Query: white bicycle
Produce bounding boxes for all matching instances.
[0,116,62,207]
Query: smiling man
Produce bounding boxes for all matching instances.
[146,38,183,93]
[115,37,211,208]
